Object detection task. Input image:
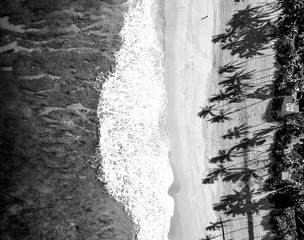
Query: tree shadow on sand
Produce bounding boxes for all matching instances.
[198,4,278,126]
[202,162,264,185]
[230,137,267,152]
[209,150,236,164]
[220,70,255,101]
[213,65,272,104]
[213,188,269,217]
[222,123,250,140]
[204,218,231,240]
[201,124,277,239]
[218,60,243,75]
[208,90,234,104]
[199,234,217,240]
[199,4,280,240]
[197,105,218,118]
[252,125,279,139]
[219,70,255,88]
[206,65,272,111]
[205,124,276,167]
[206,219,230,231]
[208,109,233,123]
[210,166,269,240]
[246,83,274,100]
[212,4,277,59]
[212,186,268,240]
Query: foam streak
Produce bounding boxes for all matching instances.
[97,1,174,239]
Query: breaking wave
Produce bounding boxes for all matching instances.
[97,0,174,239]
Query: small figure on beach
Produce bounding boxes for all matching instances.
[201,16,208,20]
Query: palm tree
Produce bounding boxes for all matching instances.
[198,105,217,118]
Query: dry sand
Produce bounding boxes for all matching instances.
[165,0,277,239]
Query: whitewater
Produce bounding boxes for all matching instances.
[97,0,174,239]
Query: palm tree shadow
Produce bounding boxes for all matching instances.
[209,90,233,103]
[222,123,250,140]
[246,83,274,100]
[210,150,235,164]
[209,70,255,105]
[213,188,253,217]
[213,188,269,217]
[202,164,229,184]
[201,4,281,238]
[222,167,259,183]
[218,60,243,75]
[229,137,267,153]
[219,70,255,88]
[197,105,217,118]
[252,125,279,139]
[212,4,277,59]
[202,124,282,239]
[205,219,230,231]
[199,234,217,240]
[208,109,232,123]
[203,165,261,185]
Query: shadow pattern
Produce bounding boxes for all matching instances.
[202,123,277,240]
[199,3,280,240]
[213,4,276,59]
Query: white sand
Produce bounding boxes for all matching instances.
[165,0,220,239]
[165,0,277,239]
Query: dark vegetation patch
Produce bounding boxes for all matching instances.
[263,0,304,239]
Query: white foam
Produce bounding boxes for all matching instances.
[97,0,174,239]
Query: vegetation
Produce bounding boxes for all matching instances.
[264,0,304,239]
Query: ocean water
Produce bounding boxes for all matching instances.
[97,0,174,239]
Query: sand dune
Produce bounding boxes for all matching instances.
[165,0,277,239]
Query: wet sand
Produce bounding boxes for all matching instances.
[165,0,277,239]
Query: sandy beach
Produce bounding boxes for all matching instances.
[165,0,277,239]
[165,0,220,239]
